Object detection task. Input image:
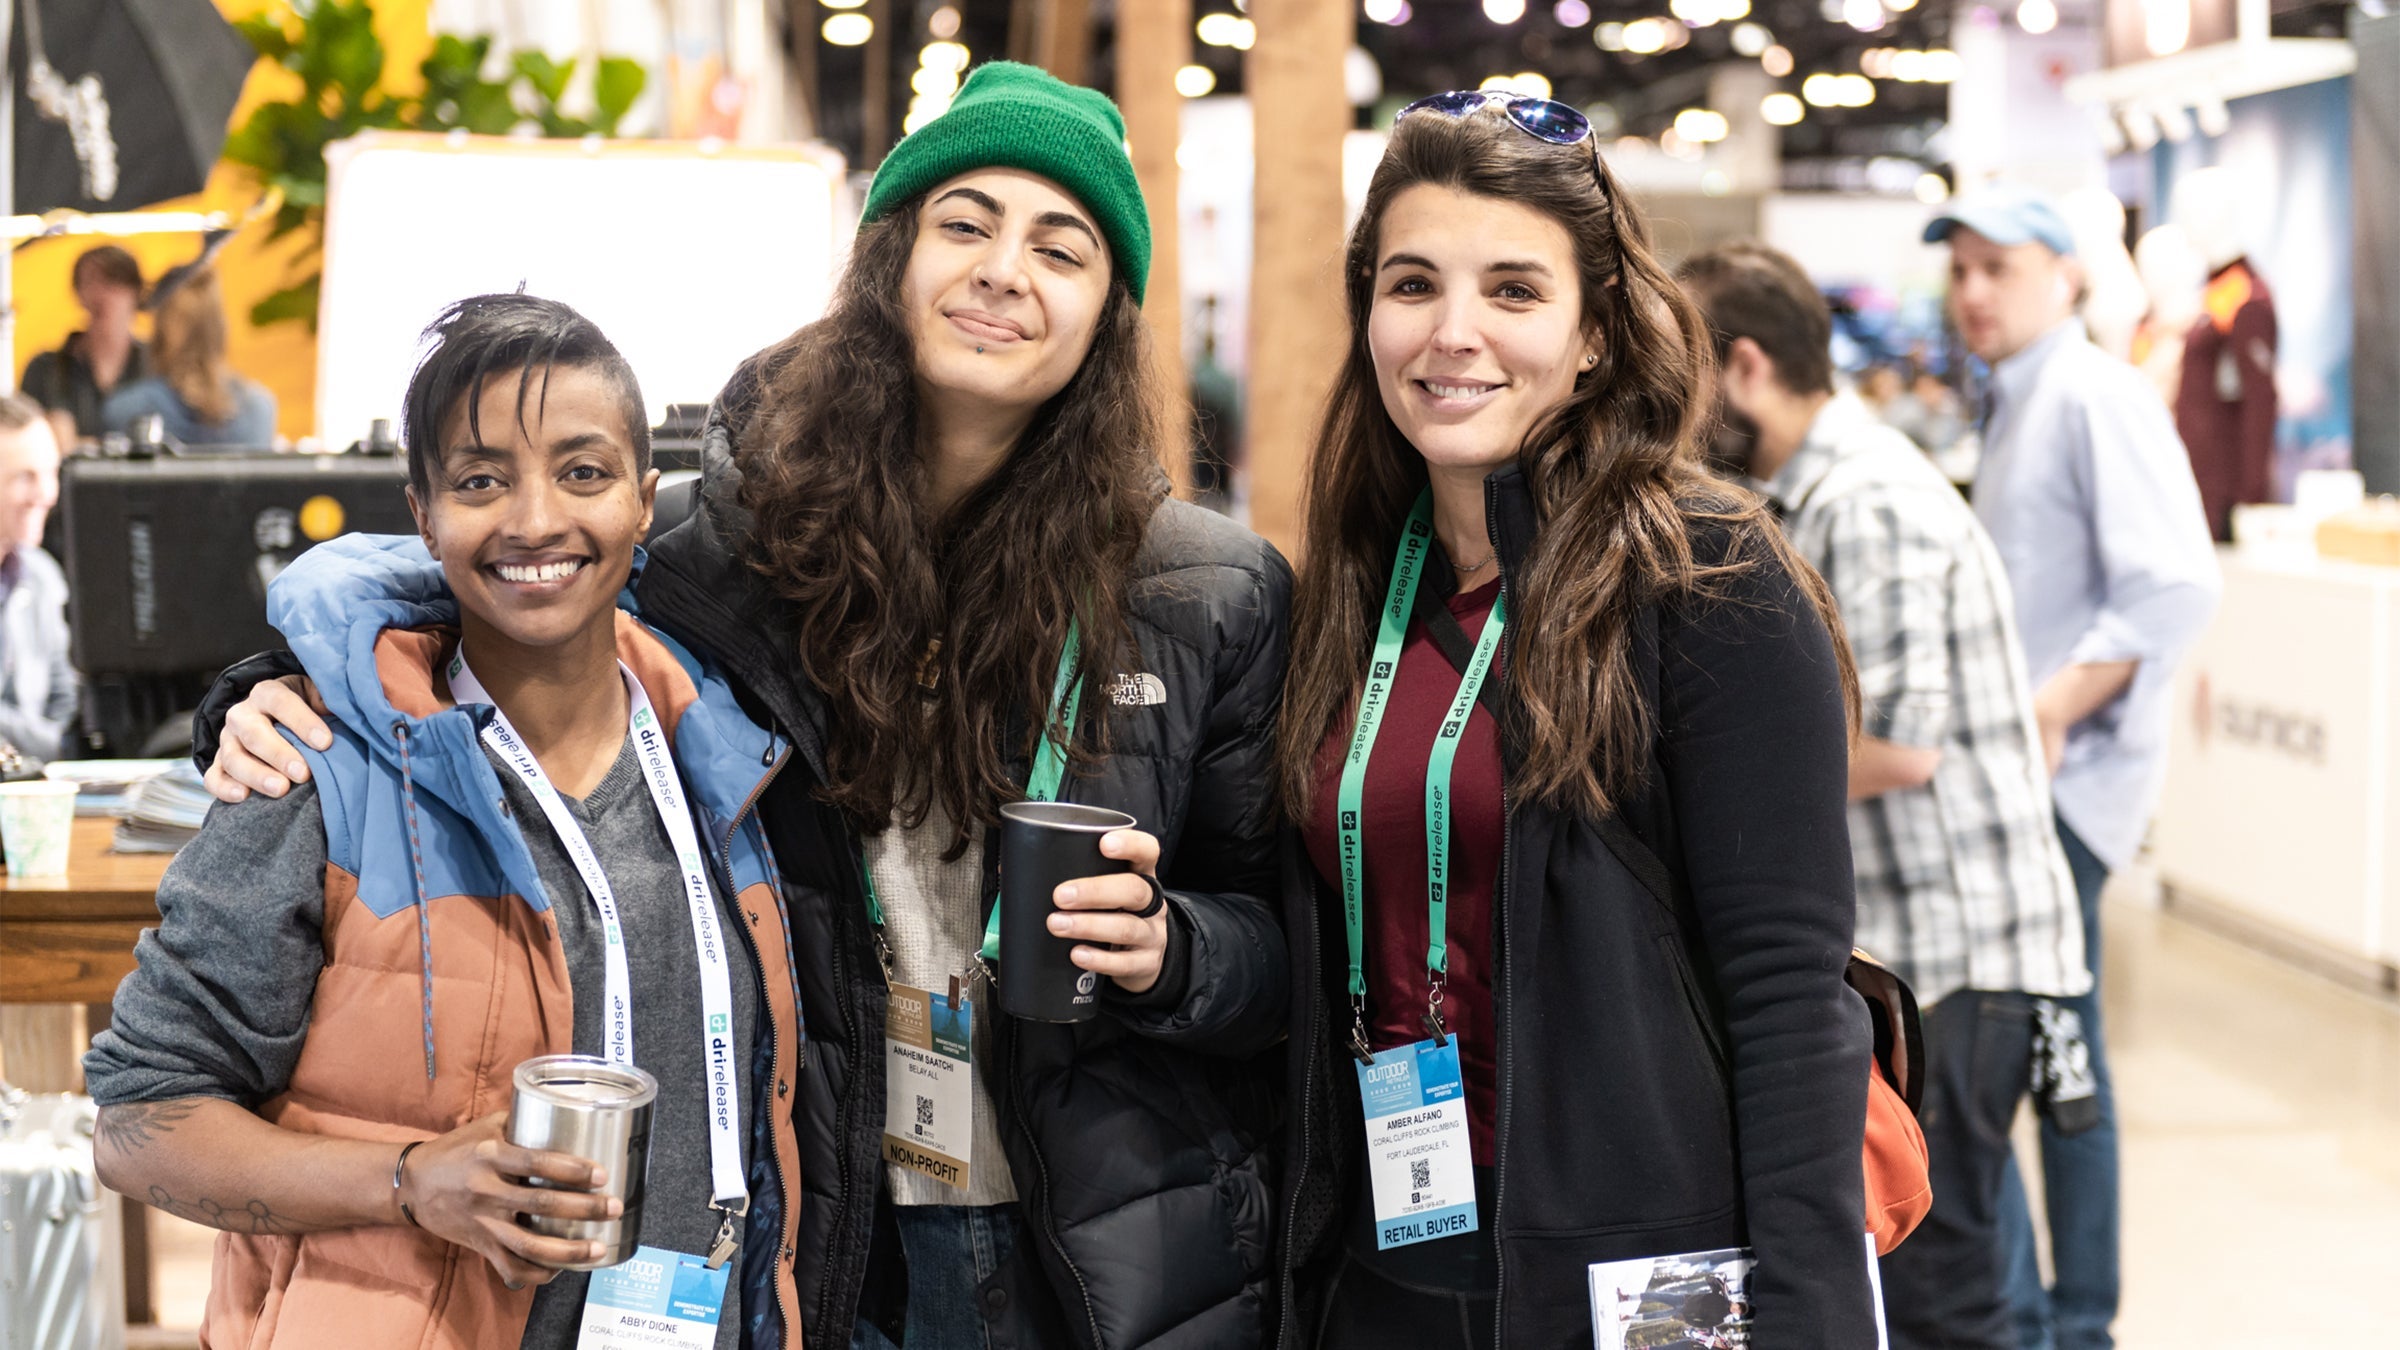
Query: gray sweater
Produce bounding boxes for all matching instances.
[87,736,760,1350]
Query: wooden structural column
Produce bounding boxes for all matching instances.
[1116,0,1191,494]
[1243,0,1350,561]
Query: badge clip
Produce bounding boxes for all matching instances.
[946,974,963,1012]
[704,1202,746,1271]
[1347,1024,1376,1066]
[1422,1006,1450,1049]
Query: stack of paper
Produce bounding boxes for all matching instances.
[41,758,179,818]
[110,762,214,855]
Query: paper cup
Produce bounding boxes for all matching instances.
[0,781,81,879]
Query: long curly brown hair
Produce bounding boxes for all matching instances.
[734,196,1167,851]
[1276,107,1855,821]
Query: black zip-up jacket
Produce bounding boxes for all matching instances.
[1276,466,1877,1348]
[634,365,1295,1349]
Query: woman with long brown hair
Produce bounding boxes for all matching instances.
[1272,96,1875,1347]
[200,63,1291,1350]
[102,266,277,448]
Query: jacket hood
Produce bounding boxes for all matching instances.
[266,533,651,909]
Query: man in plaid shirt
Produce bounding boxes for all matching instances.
[1681,242,2090,1350]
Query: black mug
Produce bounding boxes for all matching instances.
[997,801,1137,1022]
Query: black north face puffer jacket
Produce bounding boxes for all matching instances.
[636,363,1294,1350]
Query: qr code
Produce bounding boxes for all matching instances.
[915,1094,935,1133]
[1409,1158,1431,1190]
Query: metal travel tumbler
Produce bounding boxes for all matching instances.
[507,1055,657,1269]
[997,801,1137,1023]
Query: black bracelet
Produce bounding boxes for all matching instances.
[1133,873,1167,920]
[394,1139,425,1228]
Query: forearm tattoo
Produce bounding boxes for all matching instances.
[145,1186,298,1235]
[95,1099,201,1155]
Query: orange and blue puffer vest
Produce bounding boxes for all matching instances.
[201,534,806,1350]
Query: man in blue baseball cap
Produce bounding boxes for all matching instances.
[1922,182,2220,1350]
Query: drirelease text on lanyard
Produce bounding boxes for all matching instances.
[1336,490,1505,1249]
[447,650,750,1271]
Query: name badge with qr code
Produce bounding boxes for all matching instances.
[882,984,973,1189]
[1355,1038,1479,1249]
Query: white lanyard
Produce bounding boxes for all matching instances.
[448,648,750,1229]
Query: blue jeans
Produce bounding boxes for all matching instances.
[850,1203,1027,1350]
[1996,815,2119,1350]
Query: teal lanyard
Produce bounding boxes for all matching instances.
[1335,491,1507,1056]
[861,620,1084,965]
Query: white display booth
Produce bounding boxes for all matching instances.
[315,131,848,445]
[2152,550,2400,988]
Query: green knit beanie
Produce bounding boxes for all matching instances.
[862,61,1152,304]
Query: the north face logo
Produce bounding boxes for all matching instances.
[1106,672,1167,707]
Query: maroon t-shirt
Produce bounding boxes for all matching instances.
[1304,577,1505,1165]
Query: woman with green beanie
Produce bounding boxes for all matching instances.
[203,62,1292,1350]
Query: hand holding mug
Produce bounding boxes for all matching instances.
[1046,828,1170,995]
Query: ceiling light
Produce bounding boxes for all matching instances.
[1886,0,1918,9]
[2016,0,2058,34]
[1837,73,1876,105]
[1363,0,1407,20]
[1761,91,1805,124]
[1890,49,1925,80]
[822,12,872,44]
[1554,0,1594,23]
[1595,21,1627,49]
[1762,44,1794,76]
[821,0,867,8]
[928,5,961,38]
[1196,13,1256,47]
[920,41,970,71]
[1844,0,1885,31]
[1921,48,1963,81]
[1622,18,1670,52]
[1175,64,1217,97]
[1861,47,1894,77]
[1702,169,1732,196]
[2146,0,2192,55]
[1484,0,1528,21]
[1731,21,1772,55]
[1802,73,1838,106]
[1670,0,1709,21]
[1674,107,1730,141]
[1513,70,1553,98]
[912,65,959,97]
[1914,172,1949,203]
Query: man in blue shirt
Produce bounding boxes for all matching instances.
[0,395,76,758]
[1927,186,2220,1350]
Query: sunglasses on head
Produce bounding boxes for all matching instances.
[1396,90,1594,145]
